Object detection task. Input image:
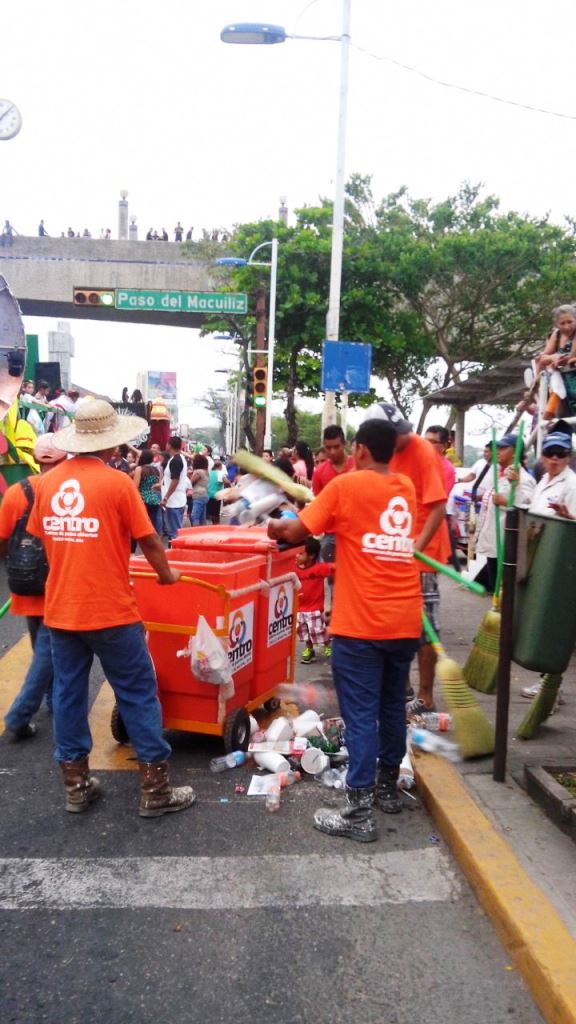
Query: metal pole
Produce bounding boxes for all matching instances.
[254,287,266,454]
[493,506,520,782]
[322,0,351,432]
[264,237,278,449]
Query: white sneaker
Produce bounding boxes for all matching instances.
[520,683,540,699]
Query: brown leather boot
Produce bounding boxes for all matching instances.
[60,759,101,813]
[139,762,196,818]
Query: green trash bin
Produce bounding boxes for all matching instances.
[512,509,576,673]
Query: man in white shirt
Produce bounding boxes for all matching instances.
[475,433,535,593]
[160,435,188,539]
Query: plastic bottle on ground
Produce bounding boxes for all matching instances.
[319,767,348,789]
[398,749,415,790]
[275,770,301,788]
[413,712,452,732]
[408,727,460,762]
[209,751,246,773]
[265,783,281,812]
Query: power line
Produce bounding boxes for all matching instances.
[353,43,576,121]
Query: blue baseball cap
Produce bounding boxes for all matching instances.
[542,432,572,453]
[496,433,520,449]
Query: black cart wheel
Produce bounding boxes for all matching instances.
[111,703,130,745]
[223,708,251,753]
[263,697,280,713]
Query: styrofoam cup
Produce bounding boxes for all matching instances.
[265,716,294,743]
[292,710,322,737]
[300,747,330,775]
[253,751,291,773]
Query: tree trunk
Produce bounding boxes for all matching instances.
[284,345,300,445]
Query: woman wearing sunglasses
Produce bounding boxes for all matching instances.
[529,431,576,520]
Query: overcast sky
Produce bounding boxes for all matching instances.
[4,0,575,438]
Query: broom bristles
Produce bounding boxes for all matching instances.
[464,608,501,694]
[436,656,495,758]
[516,674,563,740]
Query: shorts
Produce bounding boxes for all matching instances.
[206,497,221,519]
[297,610,327,646]
[420,571,440,644]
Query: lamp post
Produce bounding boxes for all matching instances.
[221,4,351,432]
[216,238,278,449]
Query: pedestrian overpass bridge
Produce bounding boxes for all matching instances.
[0,237,225,329]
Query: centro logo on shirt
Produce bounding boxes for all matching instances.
[362,496,414,561]
[42,478,100,542]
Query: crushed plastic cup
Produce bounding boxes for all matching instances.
[300,747,330,775]
[249,715,260,736]
[264,716,294,743]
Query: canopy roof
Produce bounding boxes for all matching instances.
[422,348,539,410]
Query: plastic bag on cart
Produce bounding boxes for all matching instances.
[190,616,235,692]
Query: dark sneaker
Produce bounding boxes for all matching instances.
[8,723,38,742]
[301,647,315,664]
[406,697,436,718]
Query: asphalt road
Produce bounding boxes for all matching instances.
[0,564,543,1024]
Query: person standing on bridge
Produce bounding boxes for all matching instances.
[174,222,183,242]
[26,401,196,818]
[38,219,49,237]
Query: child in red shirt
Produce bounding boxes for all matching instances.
[296,537,334,663]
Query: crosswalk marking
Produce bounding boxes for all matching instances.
[0,635,31,735]
[0,848,462,909]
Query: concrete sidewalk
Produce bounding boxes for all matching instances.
[417,579,576,1024]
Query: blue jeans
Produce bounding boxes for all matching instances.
[49,623,171,764]
[145,503,161,533]
[191,496,208,526]
[331,635,419,789]
[165,505,185,540]
[5,620,53,731]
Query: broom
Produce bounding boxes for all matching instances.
[464,425,524,694]
[516,674,564,740]
[422,612,494,758]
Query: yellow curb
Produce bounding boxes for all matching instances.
[0,635,32,734]
[414,753,576,1024]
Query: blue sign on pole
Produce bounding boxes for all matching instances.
[320,341,372,393]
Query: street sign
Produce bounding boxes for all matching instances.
[321,341,372,393]
[115,290,248,314]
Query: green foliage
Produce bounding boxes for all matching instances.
[198,179,576,439]
[271,410,323,451]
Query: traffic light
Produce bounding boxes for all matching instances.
[73,288,115,307]
[252,366,267,407]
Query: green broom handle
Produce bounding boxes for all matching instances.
[414,551,486,595]
[0,597,11,619]
[422,610,444,656]
[491,427,503,567]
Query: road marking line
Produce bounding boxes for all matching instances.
[0,636,32,734]
[0,848,461,910]
[415,754,576,1024]
[88,680,138,771]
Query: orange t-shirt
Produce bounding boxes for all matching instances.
[299,470,422,640]
[27,456,154,630]
[0,475,44,617]
[390,434,451,570]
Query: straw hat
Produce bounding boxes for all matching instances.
[52,400,148,454]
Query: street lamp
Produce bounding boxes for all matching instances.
[216,238,278,449]
[221,4,351,431]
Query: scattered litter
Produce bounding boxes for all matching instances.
[264,716,294,742]
[219,798,230,804]
[429,834,440,844]
[319,766,347,789]
[234,784,246,794]
[409,726,460,762]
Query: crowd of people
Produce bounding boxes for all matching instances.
[1,329,574,838]
[1,219,229,244]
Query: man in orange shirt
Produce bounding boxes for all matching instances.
[27,400,195,819]
[368,404,450,715]
[269,419,422,843]
[0,435,66,739]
